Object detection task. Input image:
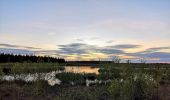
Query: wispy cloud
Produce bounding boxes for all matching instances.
[0,43,170,62]
[0,48,34,55]
[34,50,58,56]
[0,43,41,50]
[58,43,95,55]
[106,40,114,44]
[57,43,126,55]
[75,39,84,42]
[108,44,141,49]
[125,46,170,61]
[143,52,170,58]
[98,48,124,54]
[143,46,170,53]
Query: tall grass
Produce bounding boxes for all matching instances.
[0,63,64,74]
[107,64,164,100]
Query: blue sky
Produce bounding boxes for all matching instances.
[0,0,170,62]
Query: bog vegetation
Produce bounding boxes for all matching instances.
[0,54,170,100]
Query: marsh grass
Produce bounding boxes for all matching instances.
[32,80,53,96]
[56,72,85,85]
[107,64,167,100]
[0,63,64,74]
[56,72,100,85]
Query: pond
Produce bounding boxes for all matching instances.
[0,66,100,86]
[64,66,99,75]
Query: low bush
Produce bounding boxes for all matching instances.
[108,65,158,100]
[56,73,85,85]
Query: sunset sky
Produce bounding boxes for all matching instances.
[0,0,170,62]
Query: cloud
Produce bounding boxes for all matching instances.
[0,43,41,50]
[35,50,58,54]
[98,48,124,54]
[106,40,114,44]
[143,46,170,53]
[35,43,170,61]
[0,48,59,57]
[0,48,35,55]
[109,44,141,49]
[58,43,95,55]
[57,43,125,55]
[75,39,84,42]
[143,52,170,58]
[125,46,170,60]
[0,44,20,48]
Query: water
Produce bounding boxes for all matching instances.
[0,66,100,86]
[64,66,99,75]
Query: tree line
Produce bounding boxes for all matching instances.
[0,53,65,63]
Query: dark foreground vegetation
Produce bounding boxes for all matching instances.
[0,80,169,100]
[0,58,170,100]
[0,80,113,100]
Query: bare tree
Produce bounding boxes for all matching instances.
[112,56,121,63]
[139,58,146,63]
[126,59,131,63]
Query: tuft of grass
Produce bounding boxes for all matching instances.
[56,72,86,85]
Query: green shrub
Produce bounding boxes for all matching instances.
[56,72,85,84]
[108,65,157,100]
[109,73,157,100]
[99,64,121,80]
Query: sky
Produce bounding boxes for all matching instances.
[0,0,170,63]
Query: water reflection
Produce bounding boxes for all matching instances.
[65,66,100,75]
